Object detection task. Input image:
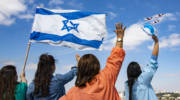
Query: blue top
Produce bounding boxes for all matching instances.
[125,55,158,100]
[26,67,77,100]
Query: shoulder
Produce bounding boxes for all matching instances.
[69,86,77,92]
[55,74,63,77]
[136,75,146,84]
[64,86,77,98]
[17,82,27,87]
[17,82,27,88]
[53,74,63,80]
[67,86,78,94]
[149,55,158,68]
[16,82,28,92]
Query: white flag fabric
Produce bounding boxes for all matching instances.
[30,7,107,50]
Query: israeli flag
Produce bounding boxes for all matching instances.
[30,7,107,50]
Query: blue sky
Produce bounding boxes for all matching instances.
[0,0,180,92]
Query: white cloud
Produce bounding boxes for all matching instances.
[147,44,153,50]
[102,39,114,50]
[148,33,180,49]
[0,0,27,25]
[18,13,34,19]
[124,23,151,49]
[0,0,26,16]
[168,34,180,46]
[162,13,177,21]
[168,25,176,31]
[103,12,180,50]
[49,0,64,5]
[0,14,15,25]
[103,23,151,50]
[149,13,177,24]
[26,63,37,70]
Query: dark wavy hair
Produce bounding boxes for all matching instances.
[33,54,55,97]
[127,62,142,100]
[75,54,100,87]
[0,65,18,100]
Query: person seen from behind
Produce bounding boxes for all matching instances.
[125,35,159,100]
[59,22,126,100]
[26,54,78,100]
[0,65,27,100]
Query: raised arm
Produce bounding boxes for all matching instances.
[20,71,27,83]
[114,23,126,48]
[59,67,77,84]
[141,35,159,84]
[56,55,79,84]
[152,35,159,57]
[101,23,126,85]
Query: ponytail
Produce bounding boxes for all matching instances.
[128,78,135,100]
[127,62,142,100]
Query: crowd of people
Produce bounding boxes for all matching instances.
[0,23,159,100]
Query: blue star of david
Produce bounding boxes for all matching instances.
[61,20,79,33]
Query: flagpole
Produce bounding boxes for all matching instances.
[22,40,31,72]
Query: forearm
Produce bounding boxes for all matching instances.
[115,36,123,48]
[63,67,77,84]
[20,71,27,83]
[102,47,125,84]
[116,41,123,48]
[152,41,159,57]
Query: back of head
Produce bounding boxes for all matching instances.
[75,54,100,87]
[33,53,55,97]
[0,65,18,100]
[127,62,142,100]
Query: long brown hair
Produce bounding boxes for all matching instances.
[33,54,55,97]
[127,62,142,100]
[75,54,100,87]
[0,65,18,100]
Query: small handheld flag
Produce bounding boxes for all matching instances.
[30,7,107,50]
[142,24,157,36]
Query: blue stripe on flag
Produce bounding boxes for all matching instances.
[30,32,103,49]
[36,8,104,20]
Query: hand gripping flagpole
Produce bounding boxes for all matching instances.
[22,40,31,72]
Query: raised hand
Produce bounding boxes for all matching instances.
[152,35,158,43]
[114,22,126,48]
[76,54,80,66]
[114,23,126,39]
